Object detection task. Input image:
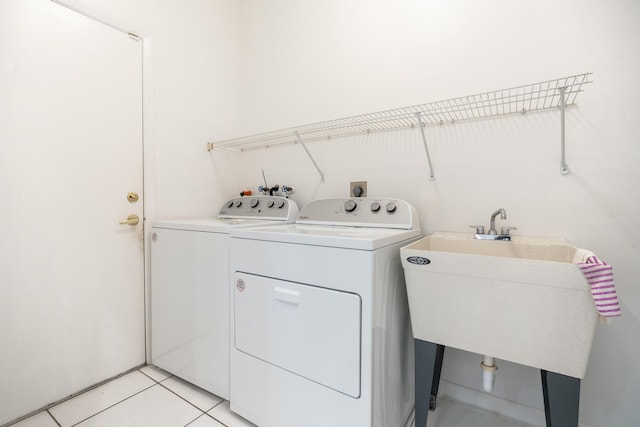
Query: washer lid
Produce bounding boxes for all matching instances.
[151,217,297,233]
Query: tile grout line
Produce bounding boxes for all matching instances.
[203,398,225,413]
[202,412,232,427]
[156,381,211,415]
[138,366,173,383]
[135,367,230,427]
[47,410,62,427]
[203,400,231,427]
[8,367,239,427]
[183,413,229,427]
[154,380,230,427]
[2,364,146,427]
[69,383,157,427]
[144,364,247,427]
[206,401,252,427]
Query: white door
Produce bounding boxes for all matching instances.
[0,0,144,423]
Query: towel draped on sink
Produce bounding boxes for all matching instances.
[575,252,622,318]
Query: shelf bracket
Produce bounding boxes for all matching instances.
[558,86,570,175]
[294,131,325,182]
[416,113,436,181]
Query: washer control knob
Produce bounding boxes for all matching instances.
[386,202,397,213]
[234,200,242,208]
[226,200,234,208]
[250,198,259,208]
[276,200,285,208]
[370,201,381,212]
[344,200,357,212]
[267,200,275,208]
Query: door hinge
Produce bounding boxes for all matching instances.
[128,32,141,41]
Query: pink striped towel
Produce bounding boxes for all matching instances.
[577,256,622,317]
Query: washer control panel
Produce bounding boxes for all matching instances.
[218,196,298,220]
[297,197,419,230]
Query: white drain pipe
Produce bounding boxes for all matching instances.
[481,355,497,392]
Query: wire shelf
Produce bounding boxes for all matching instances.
[209,73,592,152]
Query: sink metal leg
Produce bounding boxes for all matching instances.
[429,343,446,410]
[415,339,445,427]
[541,370,581,427]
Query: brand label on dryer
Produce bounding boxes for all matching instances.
[236,278,246,292]
[407,256,431,265]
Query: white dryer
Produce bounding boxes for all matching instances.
[150,196,298,399]
[229,197,421,427]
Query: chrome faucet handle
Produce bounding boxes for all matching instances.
[500,226,517,236]
[470,225,485,234]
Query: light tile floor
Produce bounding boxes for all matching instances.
[8,365,255,427]
[7,365,537,427]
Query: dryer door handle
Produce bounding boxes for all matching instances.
[273,287,301,305]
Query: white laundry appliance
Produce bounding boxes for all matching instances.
[150,196,298,399]
[229,197,421,427]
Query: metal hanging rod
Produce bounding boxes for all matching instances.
[558,86,570,175]
[294,131,325,182]
[416,113,435,181]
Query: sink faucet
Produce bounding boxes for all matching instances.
[470,208,515,240]
[488,208,507,235]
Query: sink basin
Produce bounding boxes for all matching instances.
[401,232,598,379]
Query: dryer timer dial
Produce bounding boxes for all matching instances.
[386,202,397,213]
[344,200,357,212]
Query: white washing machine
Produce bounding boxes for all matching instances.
[229,197,421,427]
[150,196,298,399]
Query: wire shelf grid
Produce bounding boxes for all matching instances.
[210,73,591,152]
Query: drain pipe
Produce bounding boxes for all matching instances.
[481,356,497,392]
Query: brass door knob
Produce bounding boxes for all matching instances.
[119,214,140,226]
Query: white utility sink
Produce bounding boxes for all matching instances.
[401,232,598,378]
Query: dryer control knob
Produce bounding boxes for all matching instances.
[226,201,234,208]
[276,200,285,208]
[344,200,357,212]
[234,200,242,207]
[250,198,259,208]
[370,201,381,212]
[386,202,397,213]
[267,200,275,208]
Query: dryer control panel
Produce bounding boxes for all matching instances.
[296,197,419,230]
[218,196,299,221]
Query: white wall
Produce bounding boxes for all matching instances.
[6,0,637,425]
[210,1,639,426]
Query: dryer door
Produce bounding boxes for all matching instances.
[234,272,362,398]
